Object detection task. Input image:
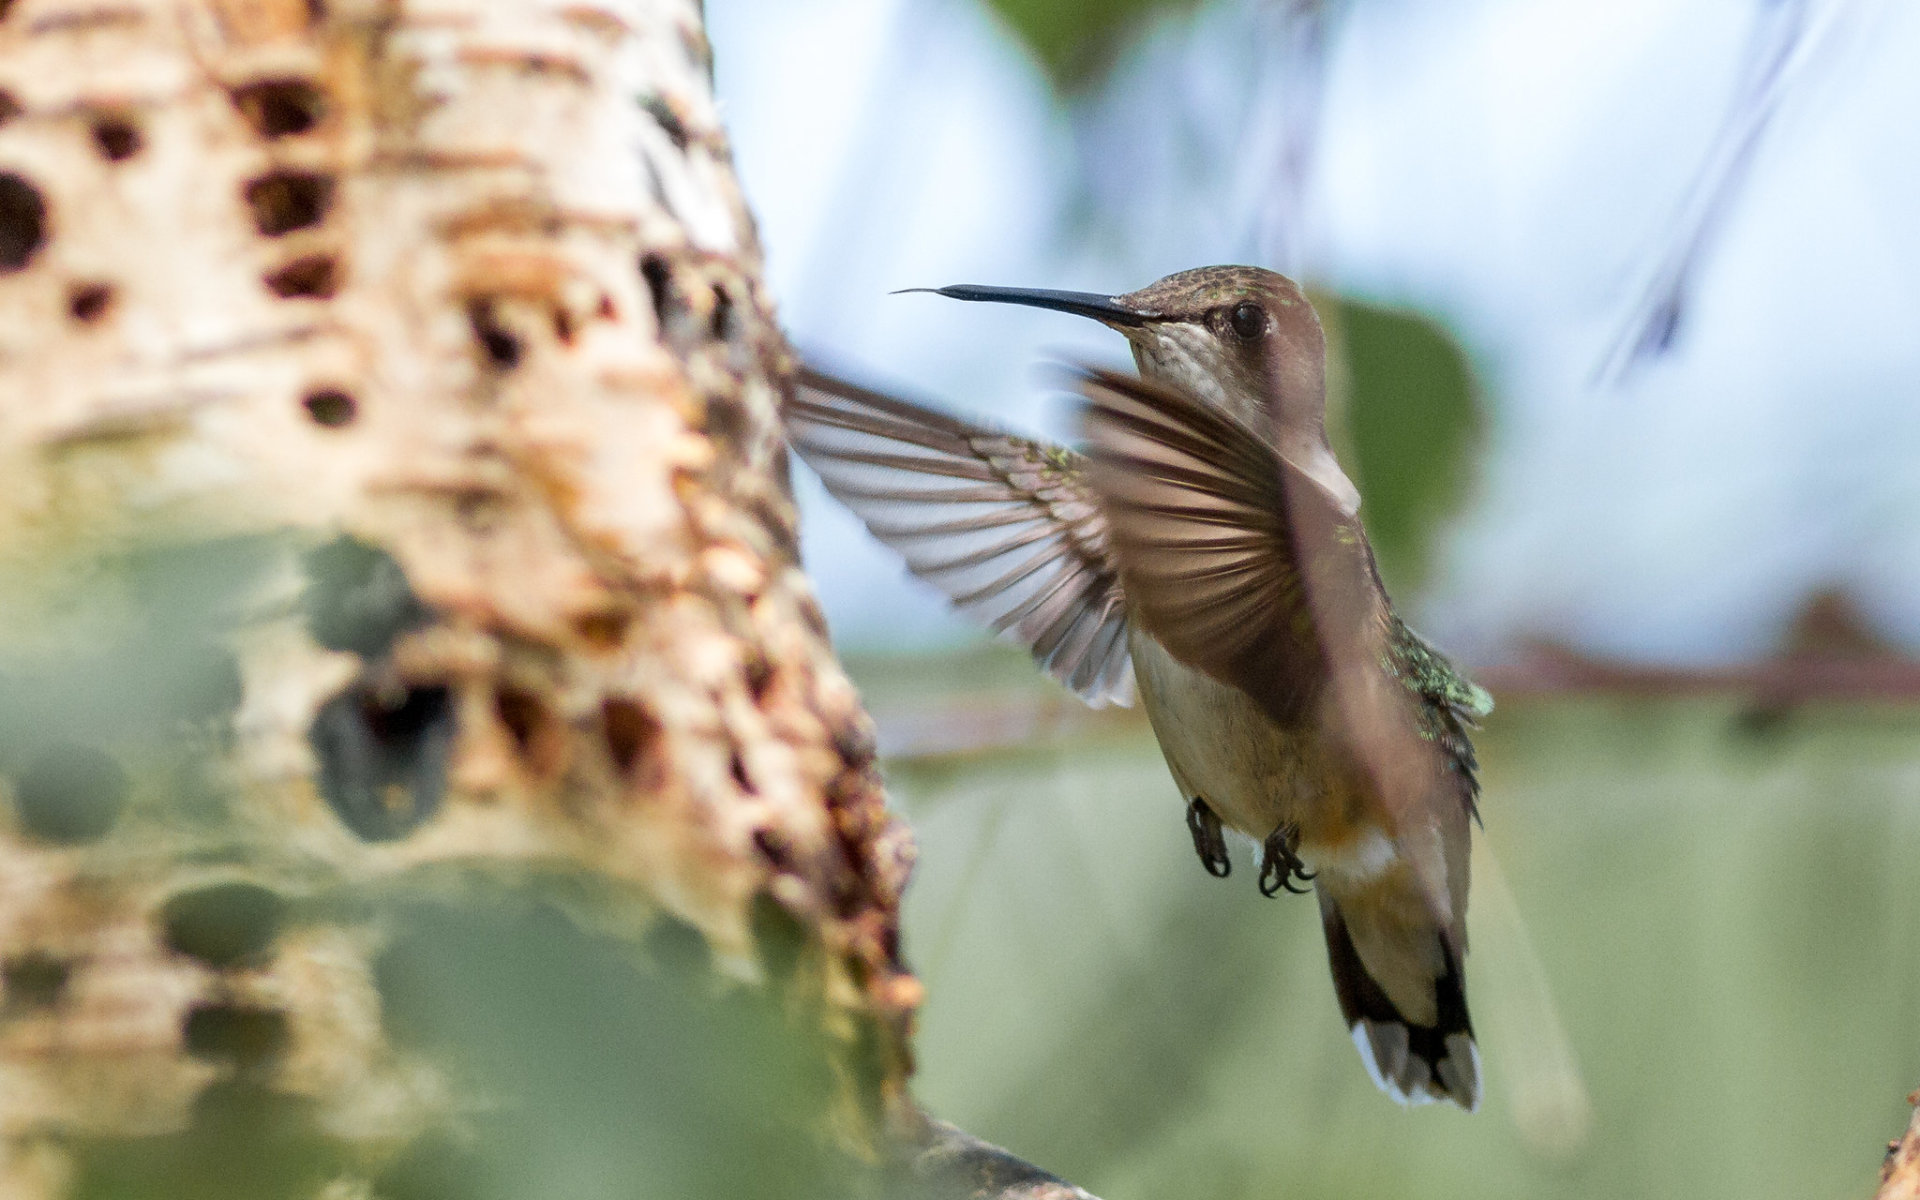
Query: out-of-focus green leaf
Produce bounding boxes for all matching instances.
[980,0,1202,92]
[870,648,1920,1200]
[1326,298,1483,593]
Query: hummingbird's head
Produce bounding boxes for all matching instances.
[908,266,1327,436]
[907,265,1356,511]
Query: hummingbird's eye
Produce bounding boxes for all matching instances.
[1228,302,1264,341]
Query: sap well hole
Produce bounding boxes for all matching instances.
[67,281,113,322]
[0,172,46,272]
[264,254,339,299]
[89,114,143,161]
[245,170,332,236]
[302,387,356,427]
[233,78,326,138]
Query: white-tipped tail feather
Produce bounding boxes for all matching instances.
[1351,1022,1481,1110]
[1322,889,1480,1111]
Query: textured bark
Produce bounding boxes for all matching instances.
[1877,1093,1920,1200]
[0,1,1085,1197]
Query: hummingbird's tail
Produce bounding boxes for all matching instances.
[1318,884,1479,1110]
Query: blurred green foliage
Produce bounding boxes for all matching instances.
[1331,298,1482,593]
[58,876,866,1200]
[1,540,876,1200]
[862,647,1920,1200]
[363,881,860,1200]
[0,535,264,766]
[981,0,1201,91]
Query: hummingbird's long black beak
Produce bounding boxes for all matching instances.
[895,284,1149,327]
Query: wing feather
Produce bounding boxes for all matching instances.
[787,367,1134,707]
[1073,367,1370,723]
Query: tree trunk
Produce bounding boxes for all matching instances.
[1878,1094,1920,1200]
[0,1,1093,1196]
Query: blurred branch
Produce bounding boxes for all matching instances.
[1875,1092,1920,1200]
[896,1119,1102,1200]
[1597,0,1860,381]
[865,644,1920,760]
[1478,643,1920,704]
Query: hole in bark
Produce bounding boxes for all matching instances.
[466,299,521,368]
[232,78,326,138]
[0,172,47,272]
[162,882,287,969]
[751,826,791,870]
[89,113,142,161]
[309,682,454,841]
[182,1002,290,1067]
[303,537,429,658]
[750,494,801,561]
[702,392,750,449]
[302,387,356,427]
[638,94,689,150]
[572,609,629,650]
[742,652,774,703]
[728,748,755,794]
[639,253,673,328]
[495,688,541,752]
[245,170,332,236]
[796,596,829,638]
[0,91,20,125]
[832,723,875,770]
[3,953,71,1011]
[67,281,113,322]
[12,742,128,844]
[601,698,657,779]
[709,284,734,341]
[264,253,338,298]
[495,687,564,776]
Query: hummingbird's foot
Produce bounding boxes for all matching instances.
[1258,823,1314,897]
[1186,798,1232,878]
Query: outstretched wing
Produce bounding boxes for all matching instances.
[786,367,1134,706]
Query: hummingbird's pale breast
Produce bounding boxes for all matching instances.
[1127,626,1376,870]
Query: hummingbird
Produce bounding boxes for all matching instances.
[785,266,1491,1110]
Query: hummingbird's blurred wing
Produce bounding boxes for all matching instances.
[1071,366,1385,725]
[786,367,1134,707]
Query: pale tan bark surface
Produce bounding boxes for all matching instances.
[1877,1094,1920,1200]
[0,1,1005,1196]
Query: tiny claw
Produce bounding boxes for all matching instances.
[1186,798,1231,878]
[1258,823,1314,898]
